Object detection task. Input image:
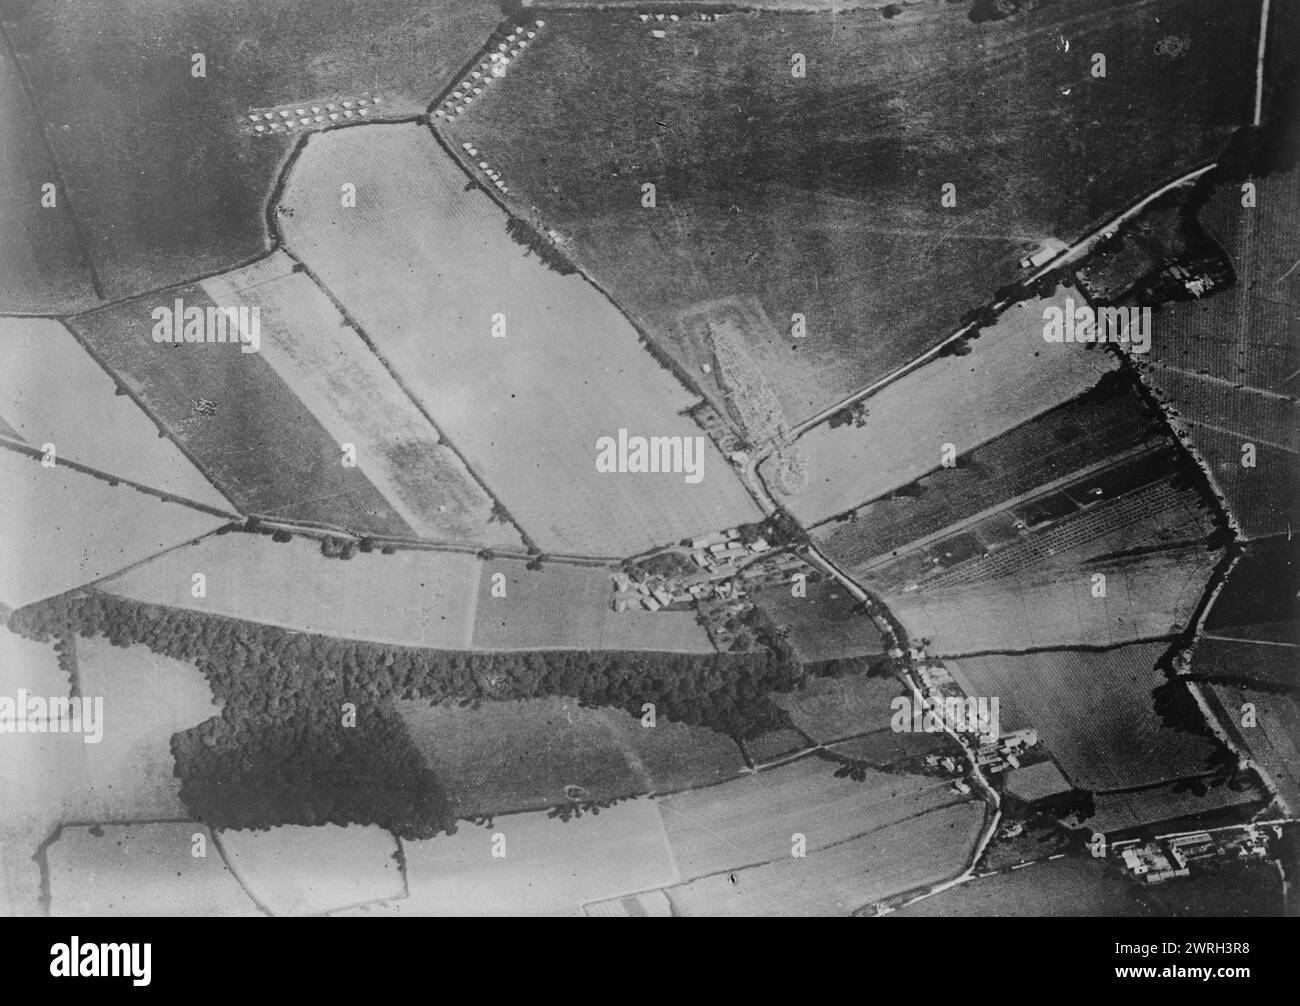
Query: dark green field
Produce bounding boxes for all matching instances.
[446,0,1258,420]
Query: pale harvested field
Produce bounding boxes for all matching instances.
[278,124,762,555]
[765,288,1117,524]
[98,533,480,650]
[69,637,220,823]
[772,673,905,743]
[0,448,225,609]
[0,317,230,509]
[893,855,1145,917]
[888,546,1220,655]
[395,799,678,916]
[47,824,260,916]
[946,643,1221,791]
[666,800,984,916]
[202,253,519,547]
[471,559,714,652]
[215,825,403,916]
[656,754,961,881]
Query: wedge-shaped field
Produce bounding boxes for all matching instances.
[812,380,1163,571]
[277,124,763,556]
[97,534,480,650]
[0,41,97,312]
[215,825,403,916]
[656,754,960,882]
[1202,538,1300,645]
[397,696,744,820]
[893,856,1145,918]
[47,824,260,917]
[1137,169,1300,538]
[1087,779,1264,835]
[1201,683,1300,815]
[70,284,419,536]
[0,448,225,609]
[748,578,884,663]
[202,253,521,546]
[887,547,1220,655]
[765,288,1118,524]
[472,559,715,652]
[666,800,984,917]
[0,317,231,510]
[396,800,678,916]
[946,643,1221,792]
[2,0,503,301]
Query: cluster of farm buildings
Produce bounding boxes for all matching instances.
[915,660,1040,778]
[432,22,545,121]
[609,527,781,612]
[1116,825,1277,885]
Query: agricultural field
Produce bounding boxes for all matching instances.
[1202,537,1299,644]
[748,578,884,663]
[665,800,985,916]
[472,559,714,652]
[893,856,1147,917]
[887,545,1221,655]
[1191,636,1296,690]
[1135,864,1285,917]
[97,533,481,650]
[0,40,97,312]
[0,447,225,609]
[945,643,1223,791]
[812,378,1162,571]
[1087,779,1264,835]
[202,253,522,546]
[595,706,747,793]
[444,1,1255,420]
[70,283,417,536]
[277,123,763,556]
[656,754,961,881]
[1200,683,1300,815]
[395,800,679,916]
[46,824,260,917]
[763,288,1118,525]
[739,728,810,765]
[394,697,645,820]
[770,672,904,743]
[2,0,503,300]
[1136,169,1300,538]
[215,825,403,916]
[0,317,231,510]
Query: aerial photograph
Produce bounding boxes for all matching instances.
[1,0,1296,922]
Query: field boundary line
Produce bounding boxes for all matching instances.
[208,828,274,917]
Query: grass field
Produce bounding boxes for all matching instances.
[656,754,961,881]
[446,1,1255,420]
[97,533,481,650]
[202,253,521,546]
[471,559,714,652]
[0,448,225,609]
[215,825,403,916]
[595,705,746,793]
[2,0,502,301]
[748,578,884,663]
[0,41,97,312]
[946,642,1222,791]
[764,288,1118,524]
[770,672,904,743]
[1191,636,1297,690]
[1138,169,1300,539]
[1202,538,1299,644]
[278,123,763,555]
[887,545,1220,655]
[1088,779,1263,835]
[665,799,984,916]
[47,824,259,916]
[396,799,679,916]
[892,856,1146,917]
[1201,682,1300,814]
[0,317,231,509]
[71,285,421,536]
